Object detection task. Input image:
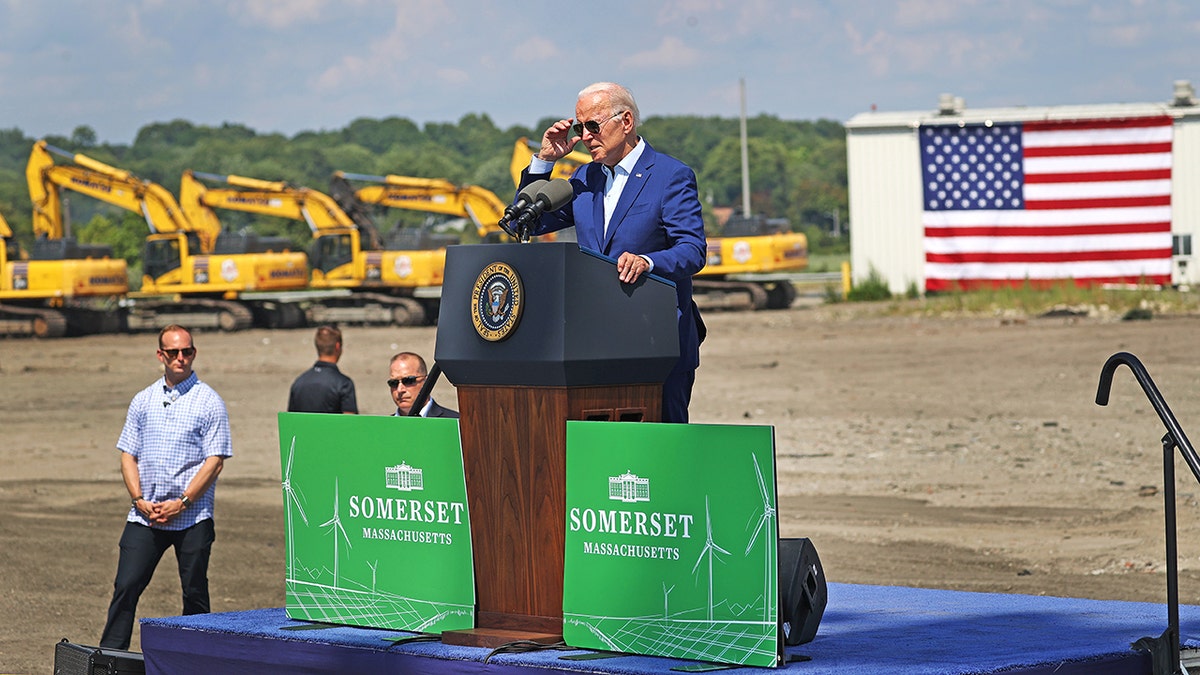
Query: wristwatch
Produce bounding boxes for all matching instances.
[131,495,142,506]
[180,495,192,510]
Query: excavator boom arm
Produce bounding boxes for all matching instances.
[27,141,208,249]
[344,173,508,238]
[182,171,356,234]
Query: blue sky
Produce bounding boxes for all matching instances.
[1,1,1196,145]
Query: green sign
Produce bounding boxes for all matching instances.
[277,413,475,633]
[563,422,780,667]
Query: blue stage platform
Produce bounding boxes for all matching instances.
[139,583,1200,674]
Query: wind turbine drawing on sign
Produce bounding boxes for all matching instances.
[691,496,730,622]
[366,560,378,593]
[321,478,352,587]
[282,437,309,581]
[744,453,776,622]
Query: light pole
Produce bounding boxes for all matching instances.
[826,210,841,238]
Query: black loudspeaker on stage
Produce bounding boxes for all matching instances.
[778,537,827,646]
[54,638,145,675]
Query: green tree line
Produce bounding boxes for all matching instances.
[0,113,847,276]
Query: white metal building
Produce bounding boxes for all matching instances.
[845,80,1200,294]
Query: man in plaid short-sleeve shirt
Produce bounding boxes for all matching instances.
[99,324,233,650]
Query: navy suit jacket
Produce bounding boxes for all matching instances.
[392,399,459,418]
[520,141,707,369]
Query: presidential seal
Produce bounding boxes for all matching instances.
[471,262,523,341]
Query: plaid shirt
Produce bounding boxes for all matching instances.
[117,372,233,530]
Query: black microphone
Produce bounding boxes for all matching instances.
[512,179,575,240]
[498,179,549,237]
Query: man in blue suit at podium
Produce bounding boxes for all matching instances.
[518,81,707,423]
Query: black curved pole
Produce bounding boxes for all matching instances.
[1096,351,1198,674]
[1097,352,1200,481]
[407,363,443,417]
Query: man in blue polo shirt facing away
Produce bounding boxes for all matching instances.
[99,324,233,650]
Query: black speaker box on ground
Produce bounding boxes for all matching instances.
[54,638,145,675]
[778,537,827,646]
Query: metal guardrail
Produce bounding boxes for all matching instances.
[726,271,843,283]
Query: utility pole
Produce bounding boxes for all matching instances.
[739,77,751,218]
[828,210,841,238]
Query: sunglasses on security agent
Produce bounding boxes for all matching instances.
[159,347,196,359]
[571,111,625,137]
[387,375,426,389]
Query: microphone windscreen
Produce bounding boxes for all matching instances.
[517,179,548,205]
[536,178,575,210]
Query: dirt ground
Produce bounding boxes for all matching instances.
[5,298,1200,673]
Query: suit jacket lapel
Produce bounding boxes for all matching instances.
[589,164,606,251]
[603,145,655,251]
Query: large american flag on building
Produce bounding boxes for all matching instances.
[920,116,1173,291]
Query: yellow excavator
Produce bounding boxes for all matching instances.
[329,171,537,244]
[0,206,127,337]
[509,137,807,309]
[181,170,434,325]
[28,141,311,330]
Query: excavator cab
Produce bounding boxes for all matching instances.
[310,232,355,275]
[143,236,183,282]
[722,213,793,237]
[3,236,19,265]
[143,232,203,282]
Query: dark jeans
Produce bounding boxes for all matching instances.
[99,519,215,649]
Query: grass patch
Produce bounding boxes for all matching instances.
[916,282,1200,318]
[807,251,849,274]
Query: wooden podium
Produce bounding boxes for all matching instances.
[434,242,679,646]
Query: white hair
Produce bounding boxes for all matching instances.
[578,82,641,127]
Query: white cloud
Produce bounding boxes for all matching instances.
[512,36,560,63]
[436,67,470,85]
[237,0,331,30]
[621,36,702,69]
[314,55,369,92]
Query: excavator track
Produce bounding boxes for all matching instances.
[126,298,255,332]
[306,293,428,327]
[0,304,68,338]
[692,279,770,311]
[763,280,798,309]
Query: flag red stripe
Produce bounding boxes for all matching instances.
[1024,168,1171,183]
[924,222,1170,238]
[1024,117,1173,133]
[1023,142,1171,157]
[927,248,1172,264]
[1024,195,1171,210]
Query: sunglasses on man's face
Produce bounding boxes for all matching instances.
[160,347,196,359]
[571,111,624,137]
[387,375,425,389]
